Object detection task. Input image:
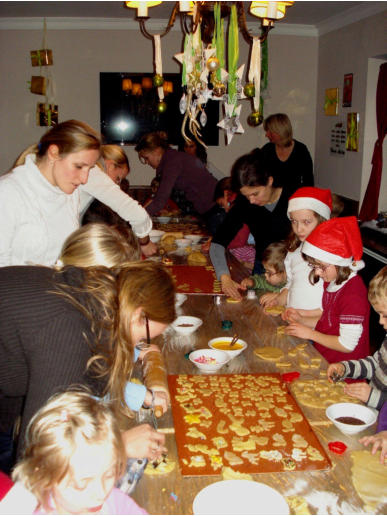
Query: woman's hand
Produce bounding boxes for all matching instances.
[359,431,387,465]
[240,278,254,290]
[327,362,345,383]
[140,240,158,257]
[285,322,313,340]
[259,292,279,307]
[221,274,242,300]
[122,424,167,461]
[343,382,372,404]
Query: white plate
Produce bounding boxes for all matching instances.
[193,480,289,515]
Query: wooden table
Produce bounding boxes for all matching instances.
[130,224,386,514]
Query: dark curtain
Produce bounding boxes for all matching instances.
[359,62,387,221]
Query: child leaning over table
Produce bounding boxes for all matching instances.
[239,241,287,294]
[327,265,387,409]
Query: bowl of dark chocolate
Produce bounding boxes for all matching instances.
[326,403,378,435]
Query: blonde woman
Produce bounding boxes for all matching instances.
[0,120,101,266]
[261,113,314,193]
[0,261,175,463]
[79,144,157,257]
[56,223,167,415]
[8,390,147,514]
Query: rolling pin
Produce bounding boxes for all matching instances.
[143,350,170,417]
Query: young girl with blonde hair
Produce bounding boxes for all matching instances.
[261,187,332,312]
[9,390,147,514]
[0,261,174,464]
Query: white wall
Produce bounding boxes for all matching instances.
[314,10,387,210]
[0,22,318,185]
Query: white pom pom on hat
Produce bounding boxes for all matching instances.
[287,187,332,220]
[302,216,365,271]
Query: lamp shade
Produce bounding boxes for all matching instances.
[132,83,142,95]
[125,1,162,17]
[250,1,294,20]
[141,77,153,89]
[122,78,133,92]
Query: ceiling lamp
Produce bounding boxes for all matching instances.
[125,2,294,145]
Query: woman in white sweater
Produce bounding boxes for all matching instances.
[0,121,154,266]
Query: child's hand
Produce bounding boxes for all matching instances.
[122,424,167,461]
[240,277,254,290]
[285,322,313,340]
[152,390,169,414]
[201,238,212,253]
[281,308,301,322]
[327,362,345,383]
[359,431,387,465]
[221,274,242,300]
[138,344,160,360]
[343,382,372,404]
[259,292,278,307]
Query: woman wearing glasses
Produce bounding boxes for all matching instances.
[135,132,218,226]
[282,216,370,364]
[0,260,174,464]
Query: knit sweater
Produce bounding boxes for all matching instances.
[340,337,387,409]
[0,266,102,456]
[0,154,79,266]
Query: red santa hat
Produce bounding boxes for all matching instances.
[302,216,364,271]
[287,187,332,220]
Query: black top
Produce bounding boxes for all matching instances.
[0,266,102,455]
[261,139,314,192]
[212,186,293,260]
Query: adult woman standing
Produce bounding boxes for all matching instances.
[261,113,314,192]
[79,144,156,257]
[210,151,293,300]
[0,261,175,461]
[0,120,100,266]
[135,132,217,223]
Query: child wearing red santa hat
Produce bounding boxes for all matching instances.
[282,216,370,364]
[260,186,332,312]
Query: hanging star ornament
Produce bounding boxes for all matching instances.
[217,103,244,144]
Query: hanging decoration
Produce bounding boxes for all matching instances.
[29,19,58,126]
[153,34,167,113]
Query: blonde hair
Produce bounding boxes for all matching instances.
[58,223,141,268]
[12,389,126,512]
[368,265,387,306]
[13,120,101,167]
[286,212,327,252]
[96,145,130,173]
[262,241,287,273]
[263,113,293,147]
[56,261,176,419]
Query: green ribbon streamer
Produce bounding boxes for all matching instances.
[227,4,239,109]
[182,34,189,86]
[214,3,224,82]
[47,105,51,126]
[261,39,268,92]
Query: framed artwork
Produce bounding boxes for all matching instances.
[346,113,359,152]
[330,121,346,156]
[324,88,339,115]
[343,73,353,107]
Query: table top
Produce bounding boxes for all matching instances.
[129,226,386,515]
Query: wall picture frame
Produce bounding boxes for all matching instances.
[324,88,339,115]
[342,73,353,107]
[346,112,359,152]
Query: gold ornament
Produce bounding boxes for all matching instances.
[213,83,226,97]
[157,101,167,113]
[153,74,164,87]
[247,111,263,127]
[206,57,220,72]
[244,82,255,98]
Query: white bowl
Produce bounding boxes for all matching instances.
[185,234,202,244]
[193,480,289,515]
[157,216,171,224]
[149,229,165,243]
[208,336,247,359]
[172,316,202,335]
[175,238,191,248]
[175,293,187,308]
[189,349,229,373]
[326,402,378,435]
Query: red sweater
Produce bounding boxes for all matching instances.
[314,275,370,364]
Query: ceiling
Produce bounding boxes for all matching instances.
[0,1,380,27]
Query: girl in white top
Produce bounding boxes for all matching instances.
[260,187,332,311]
[0,122,154,267]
